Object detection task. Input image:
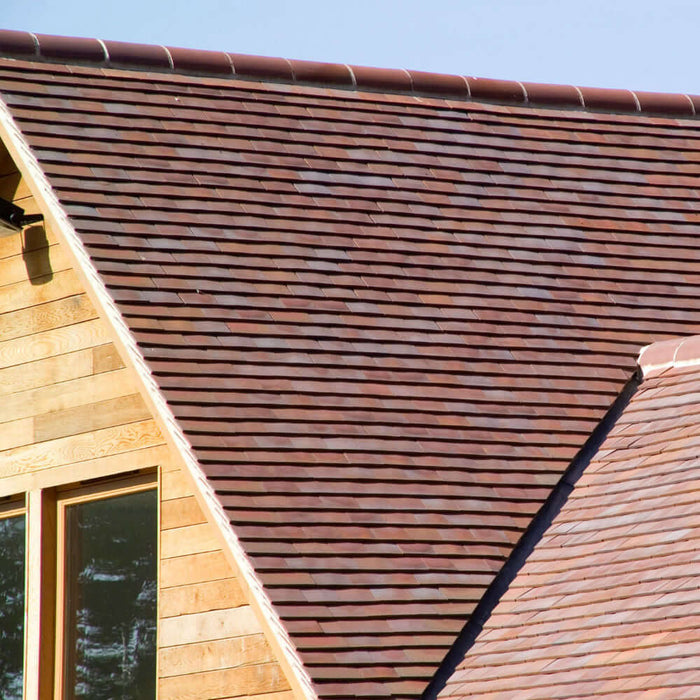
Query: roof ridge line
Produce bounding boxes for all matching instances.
[1,28,699,117]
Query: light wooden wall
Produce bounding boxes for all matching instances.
[0,145,294,699]
[160,463,293,700]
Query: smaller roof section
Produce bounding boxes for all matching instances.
[439,335,700,699]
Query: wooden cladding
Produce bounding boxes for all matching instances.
[159,462,292,699]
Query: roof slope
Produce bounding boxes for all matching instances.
[3,31,700,698]
[440,338,700,699]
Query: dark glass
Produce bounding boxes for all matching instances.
[64,490,157,700]
[0,514,25,700]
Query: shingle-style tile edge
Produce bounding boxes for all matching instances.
[638,335,700,377]
[0,92,318,700]
[0,28,697,116]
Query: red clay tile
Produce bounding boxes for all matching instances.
[408,70,470,98]
[34,33,105,63]
[466,77,525,103]
[578,85,639,112]
[228,53,294,81]
[0,29,36,56]
[522,81,582,108]
[633,90,695,116]
[288,58,354,88]
[167,46,232,75]
[104,40,172,69]
[350,65,412,92]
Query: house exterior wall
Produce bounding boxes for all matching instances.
[0,152,293,699]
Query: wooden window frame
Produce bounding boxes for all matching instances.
[10,470,159,700]
[53,473,157,700]
[0,496,27,700]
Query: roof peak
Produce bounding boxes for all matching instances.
[1,28,699,117]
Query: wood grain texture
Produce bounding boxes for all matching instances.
[0,294,96,342]
[0,419,164,476]
[158,662,288,700]
[160,578,247,618]
[0,269,84,315]
[158,462,294,697]
[159,635,274,677]
[33,392,150,443]
[161,495,207,529]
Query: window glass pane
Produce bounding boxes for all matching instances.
[64,490,157,700]
[0,514,25,700]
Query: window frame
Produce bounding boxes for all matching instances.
[0,496,27,700]
[0,469,158,700]
[53,473,157,700]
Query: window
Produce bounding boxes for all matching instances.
[57,484,158,700]
[0,501,26,700]
[0,476,157,699]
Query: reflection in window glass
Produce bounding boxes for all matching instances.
[64,490,157,700]
[0,514,25,700]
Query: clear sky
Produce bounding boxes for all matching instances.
[5,0,700,95]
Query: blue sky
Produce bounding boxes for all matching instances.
[6,0,700,94]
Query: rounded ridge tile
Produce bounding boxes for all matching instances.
[288,58,354,88]
[350,65,413,92]
[466,77,526,103]
[578,86,639,112]
[228,53,294,81]
[34,33,106,63]
[633,90,695,116]
[408,70,470,98]
[0,29,37,57]
[522,82,583,108]
[0,29,699,120]
[167,46,232,75]
[104,40,172,70]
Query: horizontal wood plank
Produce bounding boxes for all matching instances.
[0,318,111,369]
[0,444,170,497]
[0,294,96,342]
[0,368,137,425]
[0,419,164,477]
[158,634,273,677]
[161,495,206,530]
[161,466,195,500]
[92,342,124,373]
[0,269,84,315]
[158,662,288,700]
[160,550,233,588]
[34,393,151,443]
[0,243,71,286]
[159,606,262,647]
[0,417,33,451]
[0,347,93,397]
[161,521,220,559]
[160,578,246,618]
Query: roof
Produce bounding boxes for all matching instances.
[440,338,700,699]
[2,29,700,699]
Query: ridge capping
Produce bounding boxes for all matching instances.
[0,29,698,117]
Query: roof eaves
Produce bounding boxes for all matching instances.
[0,28,698,117]
[0,88,318,700]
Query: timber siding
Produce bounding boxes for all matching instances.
[0,142,294,699]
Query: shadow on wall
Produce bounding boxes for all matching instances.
[23,225,53,285]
